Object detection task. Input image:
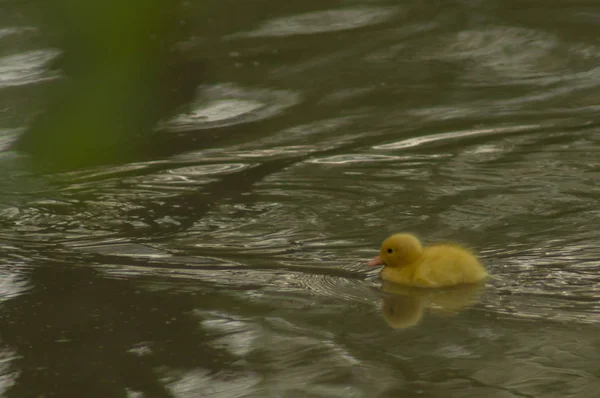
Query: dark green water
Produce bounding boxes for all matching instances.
[1,1,600,397]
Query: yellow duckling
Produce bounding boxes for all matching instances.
[368,233,488,287]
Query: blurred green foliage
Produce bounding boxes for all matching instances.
[15,0,201,170]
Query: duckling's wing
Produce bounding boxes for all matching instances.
[416,245,487,287]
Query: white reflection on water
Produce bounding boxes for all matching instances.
[167,163,249,178]
[163,84,301,131]
[231,7,399,38]
[373,124,540,150]
[0,267,28,303]
[200,311,260,357]
[0,49,59,88]
[0,129,21,151]
[308,154,401,164]
[0,27,36,40]
[0,348,17,396]
[167,368,260,398]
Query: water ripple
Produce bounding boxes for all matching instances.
[0,49,59,88]
[2,4,600,396]
[373,124,540,150]
[162,84,301,131]
[231,7,399,38]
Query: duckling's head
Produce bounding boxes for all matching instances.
[368,233,423,268]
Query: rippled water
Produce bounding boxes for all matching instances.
[1,1,600,397]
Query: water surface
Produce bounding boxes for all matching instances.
[1,0,599,397]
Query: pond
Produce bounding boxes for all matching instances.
[1,1,599,397]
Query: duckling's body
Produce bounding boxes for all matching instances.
[368,233,487,288]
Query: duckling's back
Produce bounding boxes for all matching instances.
[412,244,488,287]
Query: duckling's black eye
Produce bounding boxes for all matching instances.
[387,248,393,254]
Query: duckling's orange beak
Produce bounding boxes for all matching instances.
[368,255,384,267]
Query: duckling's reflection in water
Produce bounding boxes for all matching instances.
[380,281,485,329]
